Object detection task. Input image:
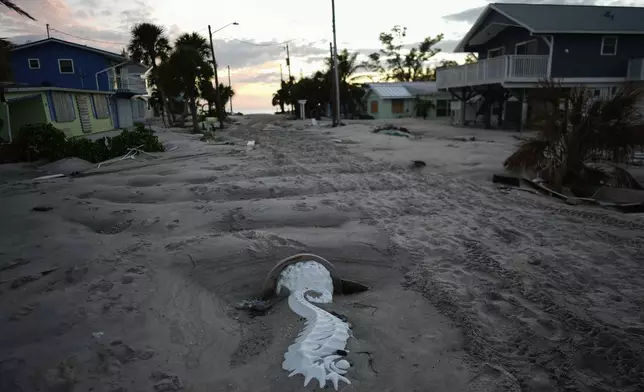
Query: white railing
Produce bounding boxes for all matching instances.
[437,55,548,89]
[108,75,147,94]
[627,58,644,81]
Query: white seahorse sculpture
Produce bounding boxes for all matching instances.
[276,261,351,390]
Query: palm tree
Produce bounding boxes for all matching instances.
[160,45,212,133]
[175,33,209,60]
[1,0,35,20]
[128,23,172,124]
[326,49,362,83]
[1,1,35,104]
[505,81,644,191]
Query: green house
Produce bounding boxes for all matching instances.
[1,87,115,143]
[364,82,453,120]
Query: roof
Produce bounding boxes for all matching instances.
[10,38,126,61]
[493,3,644,34]
[368,85,412,99]
[5,86,114,94]
[455,3,644,52]
[367,82,440,99]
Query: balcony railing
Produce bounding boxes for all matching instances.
[108,75,147,94]
[627,58,644,81]
[437,55,549,89]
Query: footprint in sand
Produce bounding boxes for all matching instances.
[291,202,317,212]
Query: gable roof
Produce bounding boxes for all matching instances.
[455,3,644,52]
[10,38,126,61]
[494,3,644,34]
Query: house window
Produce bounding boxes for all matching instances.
[436,100,450,117]
[51,92,75,122]
[28,58,40,69]
[58,59,74,74]
[601,37,617,56]
[370,100,379,113]
[92,95,110,119]
[487,47,505,58]
[515,40,538,55]
[391,99,405,114]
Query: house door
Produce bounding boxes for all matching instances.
[76,95,92,133]
[117,99,134,128]
[370,100,379,114]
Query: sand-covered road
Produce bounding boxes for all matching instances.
[1,115,643,392]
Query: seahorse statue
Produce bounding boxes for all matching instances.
[277,261,351,390]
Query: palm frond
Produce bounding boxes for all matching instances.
[1,0,35,20]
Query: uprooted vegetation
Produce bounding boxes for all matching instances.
[0,123,165,164]
[504,81,644,196]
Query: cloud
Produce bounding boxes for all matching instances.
[213,39,328,70]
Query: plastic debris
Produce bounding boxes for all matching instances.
[278,261,351,390]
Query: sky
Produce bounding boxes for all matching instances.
[1,0,641,111]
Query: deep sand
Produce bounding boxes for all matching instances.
[0,115,643,391]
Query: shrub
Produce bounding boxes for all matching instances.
[13,123,68,161]
[504,81,644,190]
[7,123,165,164]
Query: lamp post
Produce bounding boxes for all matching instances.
[208,22,238,129]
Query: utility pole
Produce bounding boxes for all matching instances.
[227,65,233,114]
[331,0,341,127]
[285,44,293,114]
[46,24,50,38]
[208,25,224,129]
[280,64,284,82]
[329,42,336,124]
[285,44,292,81]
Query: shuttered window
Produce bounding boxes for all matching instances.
[370,100,379,113]
[93,95,110,119]
[51,92,75,122]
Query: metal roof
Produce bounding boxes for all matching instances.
[368,85,413,99]
[493,3,644,34]
[367,82,443,99]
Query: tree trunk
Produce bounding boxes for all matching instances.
[152,63,173,127]
[190,98,199,134]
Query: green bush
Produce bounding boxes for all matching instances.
[14,123,68,161]
[7,123,164,164]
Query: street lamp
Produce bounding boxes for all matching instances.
[208,21,239,129]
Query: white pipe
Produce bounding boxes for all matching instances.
[95,61,130,90]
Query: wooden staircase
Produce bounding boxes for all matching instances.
[76,95,92,134]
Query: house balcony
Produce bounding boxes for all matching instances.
[627,58,644,81]
[436,55,549,90]
[108,75,147,96]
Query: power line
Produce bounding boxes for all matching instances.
[228,38,293,47]
[49,27,128,46]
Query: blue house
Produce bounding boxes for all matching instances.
[1,38,151,142]
[436,3,644,130]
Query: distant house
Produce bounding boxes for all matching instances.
[436,3,644,130]
[1,38,152,143]
[363,82,452,119]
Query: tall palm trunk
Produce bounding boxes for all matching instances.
[152,63,173,127]
[189,98,199,133]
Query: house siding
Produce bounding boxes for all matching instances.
[4,91,115,138]
[11,42,119,91]
[476,27,549,60]
[551,34,644,78]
